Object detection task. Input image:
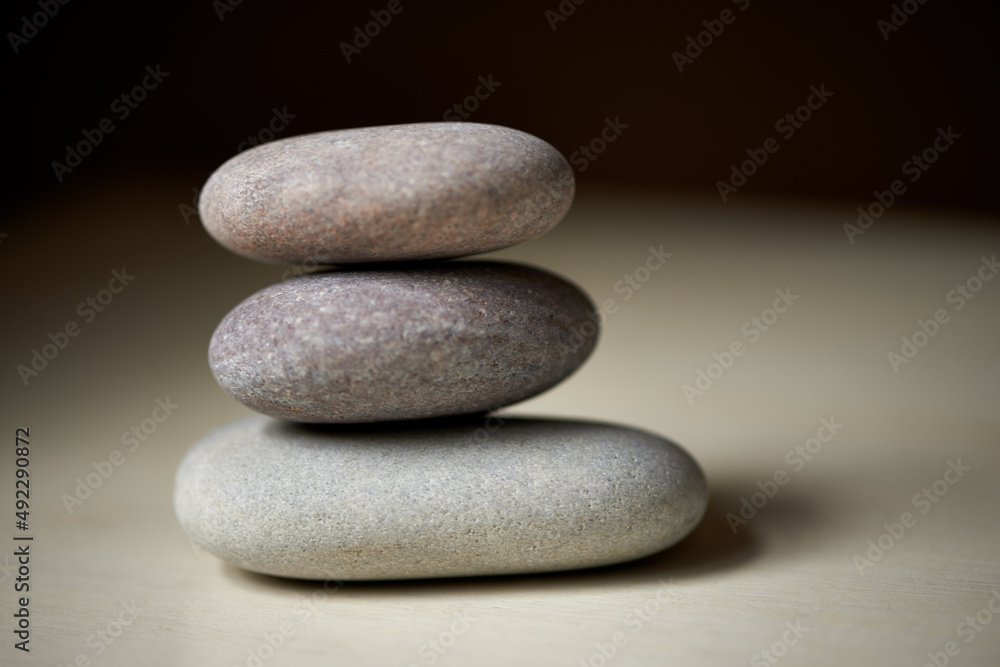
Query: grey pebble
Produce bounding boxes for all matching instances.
[198,122,574,264]
[209,261,598,423]
[174,415,708,580]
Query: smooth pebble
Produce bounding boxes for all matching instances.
[209,262,598,423]
[174,415,708,580]
[198,122,574,264]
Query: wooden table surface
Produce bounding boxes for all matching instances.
[2,183,998,666]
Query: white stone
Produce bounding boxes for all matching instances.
[174,415,707,580]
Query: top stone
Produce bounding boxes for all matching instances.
[198,122,575,264]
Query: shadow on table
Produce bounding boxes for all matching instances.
[221,476,823,596]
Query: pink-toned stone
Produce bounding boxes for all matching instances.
[208,262,597,423]
[199,123,574,264]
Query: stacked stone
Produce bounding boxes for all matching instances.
[174,122,707,580]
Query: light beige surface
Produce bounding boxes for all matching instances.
[2,184,999,666]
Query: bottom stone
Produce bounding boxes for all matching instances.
[173,415,707,580]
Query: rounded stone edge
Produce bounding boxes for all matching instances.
[197,122,576,265]
[173,416,709,581]
[206,261,600,424]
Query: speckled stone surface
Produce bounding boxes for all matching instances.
[209,261,598,423]
[198,122,575,264]
[174,415,708,580]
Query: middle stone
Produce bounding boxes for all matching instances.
[209,262,598,423]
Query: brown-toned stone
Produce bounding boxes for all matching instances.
[198,122,574,264]
[208,262,597,423]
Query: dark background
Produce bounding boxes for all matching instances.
[3,0,998,223]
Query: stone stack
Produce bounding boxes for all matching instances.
[174,122,707,580]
